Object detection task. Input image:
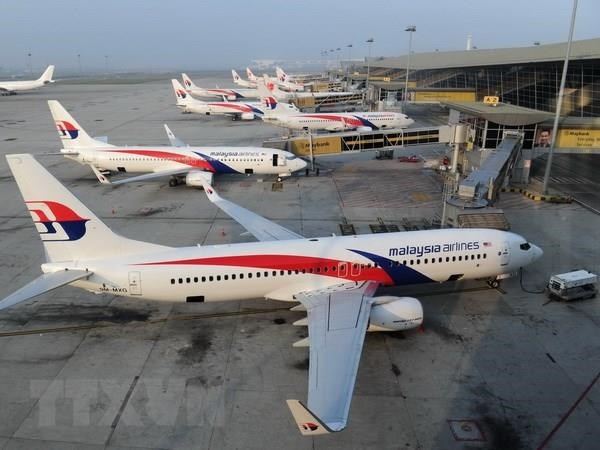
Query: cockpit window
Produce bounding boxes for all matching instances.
[520,242,531,251]
[287,155,296,160]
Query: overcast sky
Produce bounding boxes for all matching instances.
[1,0,598,74]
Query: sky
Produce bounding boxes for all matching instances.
[1,0,598,74]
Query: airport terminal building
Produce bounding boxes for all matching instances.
[354,38,600,118]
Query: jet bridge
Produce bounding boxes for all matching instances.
[263,126,453,157]
[443,131,524,229]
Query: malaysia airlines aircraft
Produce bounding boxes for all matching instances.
[49,100,305,186]
[232,70,257,88]
[2,153,542,436]
[261,96,414,132]
[181,73,258,100]
[260,75,355,102]
[275,66,306,92]
[235,69,303,93]
[172,80,265,121]
[0,65,55,95]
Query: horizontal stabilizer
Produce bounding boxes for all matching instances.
[0,269,91,311]
[293,337,309,347]
[293,317,308,326]
[290,304,306,312]
[286,400,330,436]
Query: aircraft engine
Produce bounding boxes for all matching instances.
[368,296,423,331]
[185,171,214,187]
[240,112,255,120]
[356,126,373,132]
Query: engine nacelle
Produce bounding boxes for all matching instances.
[368,296,423,332]
[356,126,373,132]
[185,171,214,187]
[240,112,255,120]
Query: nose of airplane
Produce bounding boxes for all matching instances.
[531,244,544,262]
[297,158,308,170]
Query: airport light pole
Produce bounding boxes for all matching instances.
[365,38,374,100]
[77,54,82,75]
[346,44,353,83]
[404,25,416,110]
[542,0,577,194]
[104,55,108,74]
[27,53,32,76]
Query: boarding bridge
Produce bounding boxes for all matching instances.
[263,126,453,157]
[444,131,524,230]
[291,92,364,109]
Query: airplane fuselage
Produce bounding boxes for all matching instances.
[266,112,414,132]
[0,79,48,92]
[56,228,540,303]
[188,87,258,100]
[179,100,264,118]
[67,146,305,176]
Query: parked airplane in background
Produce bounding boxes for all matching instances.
[276,66,306,91]
[182,73,258,100]
[1,152,542,435]
[236,69,303,92]
[49,100,305,186]
[232,70,257,88]
[260,75,355,102]
[0,65,55,95]
[261,96,414,132]
[172,79,265,121]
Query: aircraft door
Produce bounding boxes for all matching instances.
[500,242,510,266]
[350,262,361,277]
[129,271,142,295]
[272,154,278,167]
[338,262,348,278]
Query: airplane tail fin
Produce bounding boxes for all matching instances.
[232,69,241,83]
[276,66,287,82]
[38,65,55,84]
[48,100,113,151]
[6,154,167,264]
[263,75,287,100]
[172,79,194,106]
[181,73,197,91]
[246,68,257,82]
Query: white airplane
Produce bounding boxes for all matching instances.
[172,79,265,121]
[2,153,543,435]
[261,96,414,132]
[276,66,307,92]
[0,65,55,95]
[48,100,305,186]
[181,73,258,100]
[260,75,356,102]
[236,69,303,93]
[232,69,257,88]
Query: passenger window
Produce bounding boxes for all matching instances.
[458,256,462,261]
[209,276,213,282]
[186,277,190,283]
[280,270,285,276]
[416,259,420,265]
[410,260,414,265]
[256,272,261,278]
[240,274,244,279]
[179,278,183,284]
[452,256,456,262]
[264,271,269,277]
[194,277,198,283]
[483,254,487,259]
[171,279,175,284]
[232,274,236,280]
[424,258,428,264]
[477,254,481,260]
[216,275,221,281]
[202,276,206,282]
[224,275,228,280]
[248,273,252,278]
[272,271,277,276]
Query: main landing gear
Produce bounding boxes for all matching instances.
[487,279,500,289]
[169,177,180,187]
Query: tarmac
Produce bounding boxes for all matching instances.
[0,74,599,450]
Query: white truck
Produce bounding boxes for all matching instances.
[547,270,598,301]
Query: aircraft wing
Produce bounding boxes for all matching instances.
[90,165,189,185]
[200,181,303,241]
[0,269,92,311]
[287,280,379,435]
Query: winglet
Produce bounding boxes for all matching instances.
[200,179,220,201]
[164,124,186,147]
[89,164,111,184]
[286,400,331,436]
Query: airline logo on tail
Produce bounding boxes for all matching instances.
[55,121,79,139]
[184,79,192,87]
[262,96,278,110]
[176,89,187,99]
[26,201,89,241]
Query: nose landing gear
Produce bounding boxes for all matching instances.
[487,279,500,289]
